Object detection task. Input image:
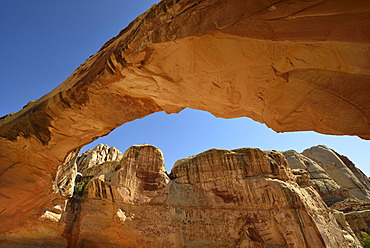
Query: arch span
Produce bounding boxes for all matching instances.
[0,0,369,231]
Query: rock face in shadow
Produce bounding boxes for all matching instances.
[0,0,369,234]
[2,144,363,247]
[344,210,370,239]
[331,199,370,243]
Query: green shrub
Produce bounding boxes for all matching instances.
[361,231,370,248]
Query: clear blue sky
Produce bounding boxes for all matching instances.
[1,1,369,174]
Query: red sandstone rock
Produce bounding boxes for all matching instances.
[7,145,358,247]
[0,0,369,245]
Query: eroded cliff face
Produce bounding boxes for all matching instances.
[283,145,370,244]
[0,0,369,234]
[284,146,370,205]
[333,151,370,191]
[1,144,364,247]
[302,145,370,202]
[283,149,351,206]
[77,143,123,175]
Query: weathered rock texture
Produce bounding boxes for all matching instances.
[3,144,362,247]
[168,148,352,247]
[53,147,81,198]
[334,151,370,191]
[283,146,370,205]
[283,145,370,244]
[0,0,370,244]
[283,149,350,205]
[331,199,370,242]
[332,210,362,247]
[344,210,370,239]
[302,145,370,202]
[2,143,369,247]
[77,143,123,175]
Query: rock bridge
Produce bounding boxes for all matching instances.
[0,0,369,241]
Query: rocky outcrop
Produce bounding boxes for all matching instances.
[332,199,370,213]
[345,210,370,238]
[2,144,361,247]
[1,143,368,247]
[0,0,370,242]
[283,146,370,244]
[283,149,350,206]
[53,147,81,198]
[334,151,370,191]
[331,199,370,242]
[77,143,123,175]
[302,145,370,202]
[332,210,363,248]
[283,146,370,206]
[167,148,353,247]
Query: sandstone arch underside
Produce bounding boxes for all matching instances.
[0,0,369,233]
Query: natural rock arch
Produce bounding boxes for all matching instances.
[0,0,369,232]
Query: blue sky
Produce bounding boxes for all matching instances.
[1,1,369,174]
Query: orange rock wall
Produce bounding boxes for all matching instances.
[0,0,369,241]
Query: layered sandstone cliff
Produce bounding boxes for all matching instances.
[2,144,367,247]
[0,0,369,245]
[283,145,370,244]
[284,146,370,205]
[77,143,123,175]
[302,145,370,202]
[283,149,351,205]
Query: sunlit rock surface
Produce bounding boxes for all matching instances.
[334,151,370,191]
[283,145,370,245]
[302,145,370,202]
[283,149,351,206]
[77,143,123,175]
[0,0,369,245]
[2,144,365,247]
[284,146,370,205]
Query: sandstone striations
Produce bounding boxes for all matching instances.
[283,145,370,244]
[302,145,370,202]
[284,146,370,205]
[0,0,370,235]
[283,149,350,206]
[77,143,123,175]
[0,0,370,246]
[2,144,368,247]
[334,151,370,191]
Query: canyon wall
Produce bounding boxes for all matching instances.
[0,0,369,244]
[283,149,351,205]
[2,144,366,247]
[283,145,370,246]
[302,145,370,202]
